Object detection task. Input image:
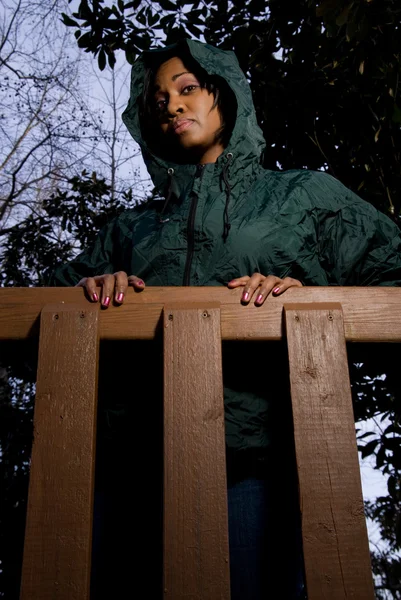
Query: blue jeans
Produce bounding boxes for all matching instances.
[228,477,305,600]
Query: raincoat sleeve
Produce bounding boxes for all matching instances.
[308,173,401,287]
[48,217,120,287]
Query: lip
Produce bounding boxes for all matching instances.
[172,119,194,134]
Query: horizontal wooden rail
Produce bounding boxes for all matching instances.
[2,286,401,342]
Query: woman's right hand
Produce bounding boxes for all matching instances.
[76,271,145,307]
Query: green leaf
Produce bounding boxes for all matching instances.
[159,0,177,10]
[77,31,92,49]
[376,445,386,469]
[346,19,357,42]
[185,21,203,38]
[77,0,93,20]
[189,9,204,20]
[107,50,116,69]
[384,423,400,435]
[61,13,80,27]
[105,18,122,30]
[148,12,160,26]
[359,439,379,458]
[392,104,401,124]
[118,0,125,11]
[136,9,146,25]
[131,33,151,51]
[159,14,175,28]
[316,0,338,19]
[357,431,375,440]
[382,436,401,451]
[125,0,142,8]
[125,48,137,65]
[387,475,397,496]
[165,25,188,45]
[336,6,350,27]
[98,49,106,71]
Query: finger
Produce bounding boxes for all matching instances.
[227,276,251,288]
[128,275,146,291]
[241,272,266,304]
[272,277,303,296]
[76,277,100,302]
[113,271,129,304]
[99,274,116,307]
[254,275,283,305]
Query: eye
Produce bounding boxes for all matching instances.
[182,84,198,94]
[155,98,167,112]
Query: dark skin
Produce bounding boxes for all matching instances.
[77,57,302,305]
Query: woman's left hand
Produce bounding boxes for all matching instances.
[227,273,303,305]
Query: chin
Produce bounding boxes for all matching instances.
[177,136,201,148]
[176,143,201,157]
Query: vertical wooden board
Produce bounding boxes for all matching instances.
[20,304,99,600]
[284,303,375,600]
[163,304,230,600]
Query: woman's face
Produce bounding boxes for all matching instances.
[153,56,224,164]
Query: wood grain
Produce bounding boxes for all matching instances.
[20,304,99,600]
[2,286,401,341]
[284,303,375,599]
[163,304,230,600]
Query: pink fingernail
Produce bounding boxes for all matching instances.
[256,294,263,304]
[137,280,144,286]
[117,292,124,302]
[242,292,249,302]
[92,293,99,302]
[103,296,110,307]
[273,287,280,294]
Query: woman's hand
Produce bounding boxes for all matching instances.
[76,271,145,307]
[227,273,302,305]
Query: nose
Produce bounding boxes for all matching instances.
[166,94,185,116]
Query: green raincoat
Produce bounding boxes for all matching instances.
[50,39,401,454]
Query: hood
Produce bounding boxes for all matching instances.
[122,39,265,195]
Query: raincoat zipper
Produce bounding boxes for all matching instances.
[183,164,205,285]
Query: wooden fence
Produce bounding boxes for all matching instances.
[2,285,399,599]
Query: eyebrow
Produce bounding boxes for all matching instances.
[172,71,191,81]
[154,71,193,92]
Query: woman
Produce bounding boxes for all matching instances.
[51,39,401,598]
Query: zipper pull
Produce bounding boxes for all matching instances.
[195,164,205,178]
